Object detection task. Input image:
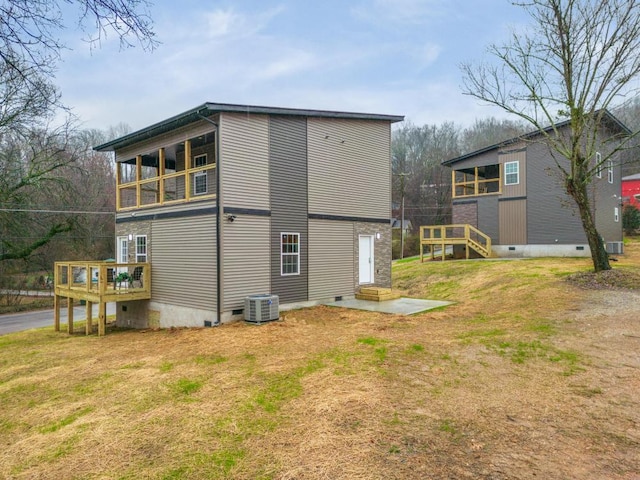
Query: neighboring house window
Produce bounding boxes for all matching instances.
[281,233,300,275]
[194,154,207,195]
[504,161,519,185]
[595,152,602,178]
[136,235,147,262]
[607,159,614,184]
[615,207,620,222]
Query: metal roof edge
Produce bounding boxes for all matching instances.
[95,102,405,151]
[442,109,632,166]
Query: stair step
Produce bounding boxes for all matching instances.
[355,288,401,302]
[359,287,393,295]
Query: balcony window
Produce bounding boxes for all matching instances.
[452,164,501,198]
[116,131,217,211]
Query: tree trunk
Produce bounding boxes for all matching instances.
[566,178,611,272]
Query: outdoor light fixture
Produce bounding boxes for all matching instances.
[226,214,236,222]
[128,234,133,241]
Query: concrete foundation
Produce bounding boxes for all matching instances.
[492,244,592,258]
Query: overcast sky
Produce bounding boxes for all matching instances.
[56,0,530,133]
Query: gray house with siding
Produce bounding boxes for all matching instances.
[95,103,404,328]
[442,113,628,258]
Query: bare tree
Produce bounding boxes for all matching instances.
[0,0,156,111]
[0,1,154,267]
[461,0,640,272]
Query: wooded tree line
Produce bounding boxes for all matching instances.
[0,0,154,282]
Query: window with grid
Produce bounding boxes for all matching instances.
[607,159,614,184]
[193,154,207,195]
[136,235,147,263]
[280,233,300,276]
[595,152,602,178]
[504,161,519,185]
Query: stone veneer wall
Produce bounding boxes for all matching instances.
[115,220,152,263]
[353,222,392,289]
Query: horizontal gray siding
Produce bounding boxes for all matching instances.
[223,216,271,311]
[115,199,216,222]
[477,196,499,242]
[526,142,587,244]
[308,220,354,299]
[116,117,218,161]
[151,216,216,310]
[220,112,270,210]
[308,118,390,219]
[270,116,308,304]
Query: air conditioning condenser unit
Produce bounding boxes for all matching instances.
[244,294,279,324]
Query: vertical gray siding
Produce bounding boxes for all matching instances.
[477,196,499,241]
[223,216,271,310]
[151,215,216,310]
[269,116,308,304]
[307,118,390,219]
[526,142,587,244]
[499,199,527,244]
[219,112,270,210]
[308,220,354,299]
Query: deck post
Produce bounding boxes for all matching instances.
[54,295,60,332]
[98,301,106,336]
[86,301,93,335]
[67,297,74,334]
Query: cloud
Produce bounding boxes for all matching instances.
[352,0,447,26]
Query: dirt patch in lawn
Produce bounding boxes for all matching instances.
[0,245,639,479]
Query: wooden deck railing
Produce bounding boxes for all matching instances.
[419,224,492,261]
[53,262,150,335]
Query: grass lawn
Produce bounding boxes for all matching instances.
[1,242,639,479]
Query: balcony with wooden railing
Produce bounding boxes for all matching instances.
[420,224,492,261]
[54,262,150,335]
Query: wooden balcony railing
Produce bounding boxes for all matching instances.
[420,224,492,261]
[53,262,150,335]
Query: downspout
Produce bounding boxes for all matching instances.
[197,112,222,326]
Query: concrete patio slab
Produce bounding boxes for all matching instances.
[324,297,452,316]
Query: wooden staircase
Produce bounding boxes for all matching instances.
[419,224,493,262]
[355,287,401,302]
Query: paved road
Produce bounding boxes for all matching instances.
[0,303,117,335]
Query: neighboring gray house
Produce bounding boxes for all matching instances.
[442,112,628,258]
[95,103,404,327]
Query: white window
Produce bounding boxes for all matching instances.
[193,154,207,195]
[595,152,602,178]
[504,161,519,185]
[136,235,147,262]
[615,207,619,222]
[607,159,614,184]
[281,233,300,276]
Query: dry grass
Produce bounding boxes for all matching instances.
[1,242,640,479]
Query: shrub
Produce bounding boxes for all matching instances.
[623,204,640,236]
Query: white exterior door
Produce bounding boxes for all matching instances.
[116,236,128,275]
[358,235,374,284]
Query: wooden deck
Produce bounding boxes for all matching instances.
[420,224,492,261]
[54,262,151,335]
